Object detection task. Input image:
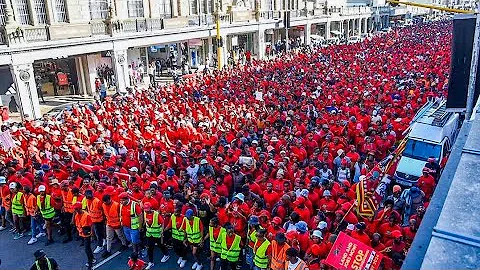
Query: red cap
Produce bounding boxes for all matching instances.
[73,202,82,210]
[272,217,282,225]
[118,192,129,199]
[92,166,100,172]
[97,183,107,189]
[342,180,351,188]
[286,231,298,241]
[143,202,152,210]
[391,230,403,238]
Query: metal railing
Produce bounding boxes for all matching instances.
[146,18,162,31]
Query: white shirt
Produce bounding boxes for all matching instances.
[287,259,309,270]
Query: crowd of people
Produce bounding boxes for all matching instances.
[1,20,451,270]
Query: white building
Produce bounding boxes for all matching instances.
[0,0,393,119]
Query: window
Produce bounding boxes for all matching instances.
[189,0,198,15]
[89,0,109,19]
[159,0,171,18]
[127,0,144,17]
[0,0,6,26]
[266,0,273,10]
[54,0,68,22]
[14,0,32,25]
[33,0,47,24]
[205,0,214,13]
[403,139,441,162]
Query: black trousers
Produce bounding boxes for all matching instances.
[84,236,94,266]
[61,212,73,239]
[93,221,105,247]
[172,238,186,258]
[221,259,238,270]
[146,236,168,262]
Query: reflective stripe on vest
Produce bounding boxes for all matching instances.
[271,240,290,270]
[120,201,139,229]
[209,226,225,254]
[145,211,162,238]
[220,233,241,262]
[103,202,121,227]
[35,257,52,270]
[253,239,271,269]
[37,195,55,219]
[12,192,24,215]
[184,217,201,244]
[171,214,185,241]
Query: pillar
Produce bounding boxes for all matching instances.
[357,18,361,36]
[112,49,130,94]
[10,63,41,120]
[304,21,311,45]
[325,21,331,39]
[257,29,266,59]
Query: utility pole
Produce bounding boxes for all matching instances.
[215,0,222,69]
[285,0,290,52]
[466,11,480,120]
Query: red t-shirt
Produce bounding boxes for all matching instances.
[127,259,145,270]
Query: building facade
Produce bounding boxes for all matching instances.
[0,0,395,119]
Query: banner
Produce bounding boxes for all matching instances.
[0,131,15,150]
[325,232,383,270]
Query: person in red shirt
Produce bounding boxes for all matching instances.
[402,218,418,246]
[263,182,280,211]
[143,202,169,268]
[127,252,146,270]
[267,217,285,241]
[351,222,371,246]
[417,167,436,200]
[379,214,402,244]
[119,192,143,254]
[252,229,271,269]
[318,190,337,214]
[293,197,311,222]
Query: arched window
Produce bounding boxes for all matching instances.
[14,0,32,25]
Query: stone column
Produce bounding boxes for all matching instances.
[207,36,213,65]
[112,49,130,94]
[325,21,331,39]
[357,18,361,36]
[304,21,311,45]
[10,63,41,120]
[256,29,265,59]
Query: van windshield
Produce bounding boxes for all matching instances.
[403,139,441,161]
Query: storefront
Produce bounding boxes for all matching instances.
[85,52,114,92]
[33,57,79,96]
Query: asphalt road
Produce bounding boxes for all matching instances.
[0,225,219,270]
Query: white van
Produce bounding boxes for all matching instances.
[394,100,460,186]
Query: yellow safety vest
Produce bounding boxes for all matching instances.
[171,214,185,241]
[184,216,201,244]
[209,226,226,253]
[12,192,24,215]
[120,201,139,229]
[37,195,55,219]
[253,239,271,269]
[145,211,162,238]
[221,233,242,262]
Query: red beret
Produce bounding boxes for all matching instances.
[118,192,129,199]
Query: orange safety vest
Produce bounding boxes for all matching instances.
[74,212,91,238]
[284,259,308,270]
[1,187,11,210]
[270,240,290,270]
[62,190,74,213]
[84,198,103,223]
[24,193,37,216]
[102,201,121,228]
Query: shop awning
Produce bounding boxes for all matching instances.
[331,30,342,36]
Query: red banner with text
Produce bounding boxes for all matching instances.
[325,232,383,270]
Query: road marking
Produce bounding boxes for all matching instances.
[92,251,121,269]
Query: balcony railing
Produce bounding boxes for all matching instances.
[91,20,107,35]
[0,6,374,46]
[24,26,49,42]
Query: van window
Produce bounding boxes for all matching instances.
[403,139,441,161]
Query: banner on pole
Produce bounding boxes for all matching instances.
[325,232,383,270]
